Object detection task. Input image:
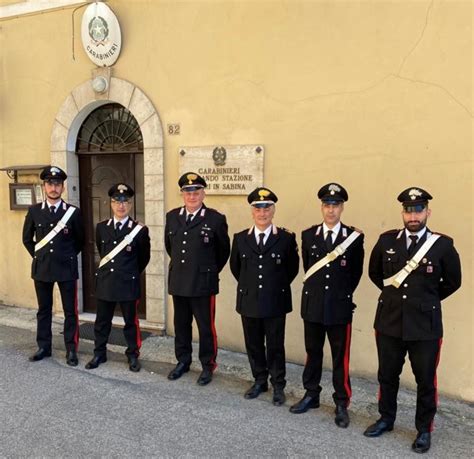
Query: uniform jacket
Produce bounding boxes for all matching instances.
[165,204,230,297]
[22,200,84,282]
[95,218,150,302]
[301,223,364,325]
[230,225,299,318]
[369,228,461,340]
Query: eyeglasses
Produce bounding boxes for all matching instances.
[111,200,131,206]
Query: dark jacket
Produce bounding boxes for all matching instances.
[369,228,461,340]
[22,200,84,282]
[95,218,150,302]
[230,225,299,318]
[301,223,364,325]
[165,204,230,297]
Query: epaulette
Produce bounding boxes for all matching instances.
[381,229,400,235]
[350,225,364,233]
[432,231,453,241]
[279,227,295,235]
[303,224,319,232]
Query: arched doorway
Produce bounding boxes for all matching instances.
[51,77,165,330]
[76,103,146,317]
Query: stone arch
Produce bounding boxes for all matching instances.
[50,77,165,329]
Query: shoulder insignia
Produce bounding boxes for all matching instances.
[279,227,294,235]
[432,231,453,241]
[350,226,364,233]
[302,224,318,233]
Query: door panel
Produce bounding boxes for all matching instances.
[79,153,146,317]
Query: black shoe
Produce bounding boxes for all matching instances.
[363,419,394,437]
[412,432,431,454]
[273,388,286,406]
[85,355,107,370]
[289,395,320,414]
[167,362,190,380]
[335,405,350,428]
[244,383,268,399]
[197,369,213,386]
[66,350,79,367]
[29,348,52,362]
[128,355,141,372]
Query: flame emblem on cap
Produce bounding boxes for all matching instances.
[117,184,128,193]
[258,189,270,200]
[187,173,197,184]
[408,188,422,200]
[328,184,341,192]
[51,167,60,173]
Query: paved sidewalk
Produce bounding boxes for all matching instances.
[0,303,472,457]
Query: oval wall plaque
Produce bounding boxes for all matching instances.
[81,2,121,67]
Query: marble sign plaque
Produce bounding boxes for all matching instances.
[178,145,264,195]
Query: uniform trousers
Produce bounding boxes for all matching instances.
[303,321,352,406]
[376,332,442,433]
[94,299,141,357]
[172,295,217,371]
[241,315,286,389]
[34,280,78,352]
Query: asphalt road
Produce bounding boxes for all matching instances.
[0,324,472,458]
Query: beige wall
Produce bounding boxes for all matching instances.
[0,1,472,400]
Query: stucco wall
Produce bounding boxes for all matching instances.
[0,0,472,399]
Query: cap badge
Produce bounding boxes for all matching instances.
[50,167,60,173]
[187,173,197,184]
[328,184,341,192]
[117,184,128,193]
[408,188,422,200]
[258,189,270,201]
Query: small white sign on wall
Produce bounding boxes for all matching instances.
[81,2,121,67]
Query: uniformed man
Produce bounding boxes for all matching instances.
[22,166,84,366]
[289,183,364,427]
[85,184,150,372]
[230,187,299,406]
[363,187,461,454]
[165,172,230,385]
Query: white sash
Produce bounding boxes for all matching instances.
[34,206,76,252]
[383,234,441,288]
[98,224,144,268]
[303,230,362,282]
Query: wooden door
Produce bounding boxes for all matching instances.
[76,104,146,317]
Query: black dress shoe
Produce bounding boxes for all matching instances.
[85,355,107,370]
[66,350,79,367]
[412,432,431,454]
[244,383,268,399]
[273,389,286,406]
[363,419,394,437]
[128,355,141,372]
[289,395,320,414]
[335,405,350,428]
[29,348,52,362]
[197,369,213,386]
[167,362,190,380]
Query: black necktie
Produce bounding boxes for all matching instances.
[186,214,194,225]
[408,235,418,256]
[115,221,121,236]
[49,206,56,215]
[325,230,333,252]
[258,233,265,252]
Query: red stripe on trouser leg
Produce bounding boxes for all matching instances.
[343,323,352,406]
[134,300,142,354]
[430,338,443,432]
[209,295,217,370]
[374,329,381,400]
[73,281,79,350]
